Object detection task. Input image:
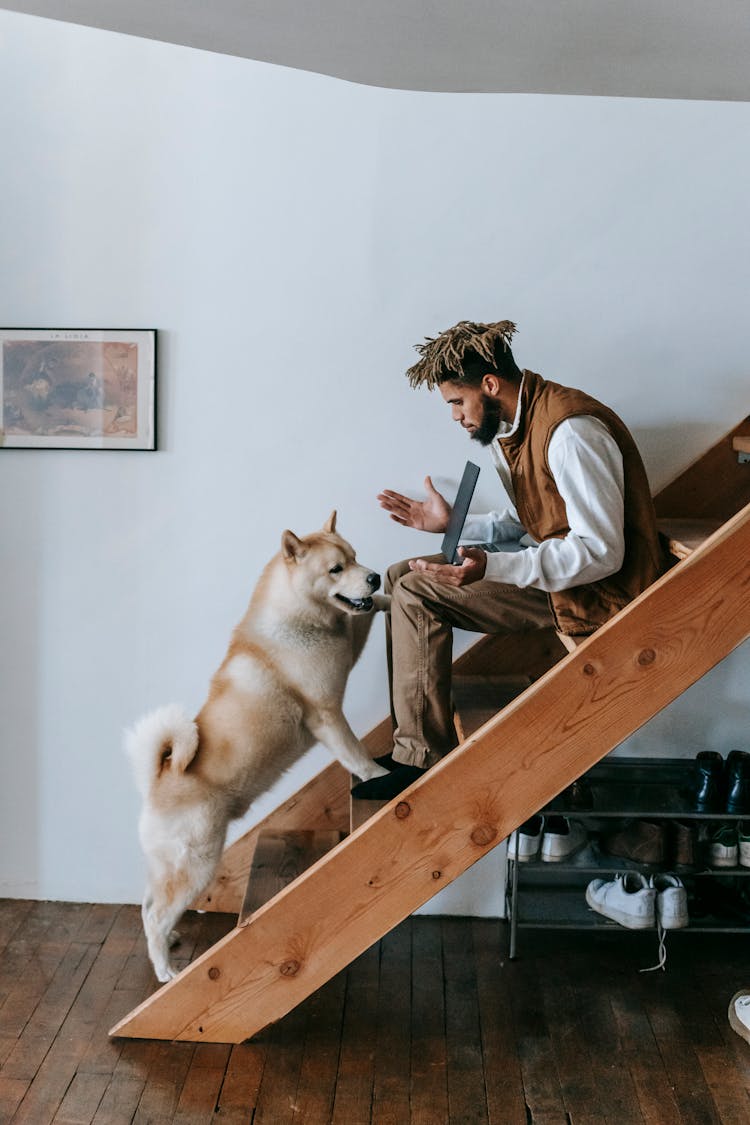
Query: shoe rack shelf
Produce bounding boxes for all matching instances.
[506,756,750,959]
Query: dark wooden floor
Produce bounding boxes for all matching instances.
[1,899,750,1124]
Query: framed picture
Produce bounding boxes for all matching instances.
[0,328,157,450]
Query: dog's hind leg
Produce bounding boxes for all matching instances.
[307,710,389,781]
[142,842,225,982]
[142,879,196,982]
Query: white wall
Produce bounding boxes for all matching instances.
[0,10,748,910]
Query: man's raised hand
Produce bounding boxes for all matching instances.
[377,475,451,533]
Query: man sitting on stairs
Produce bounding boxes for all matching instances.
[352,318,668,801]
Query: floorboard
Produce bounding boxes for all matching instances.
[292,971,347,1125]
[2,902,750,1124]
[371,923,412,1125]
[442,918,489,1124]
[330,942,380,1125]
[253,995,311,1125]
[471,919,526,1125]
[410,918,448,1125]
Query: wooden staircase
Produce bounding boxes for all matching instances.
[111,417,750,1043]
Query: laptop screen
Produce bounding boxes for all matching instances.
[441,461,480,565]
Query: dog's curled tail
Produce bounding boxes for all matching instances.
[124,703,199,796]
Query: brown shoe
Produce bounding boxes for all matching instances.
[601,819,665,864]
[668,820,696,868]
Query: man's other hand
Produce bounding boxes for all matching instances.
[377,475,451,533]
[407,547,487,586]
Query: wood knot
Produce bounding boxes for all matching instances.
[432,870,442,880]
[471,824,497,847]
[638,648,656,666]
[583,663,596,677]
[395,801,411,819]
[280,960,301,978]
[207,966,221,981]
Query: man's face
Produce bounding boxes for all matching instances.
[439,380,503,446]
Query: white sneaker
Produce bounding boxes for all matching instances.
[729,991,750,1044]
[541,816,588,862]
[738,822,750,868]
[509,815,543,862]
[649,873,689,929]
[585,872,656,929]
[709,824,738,867]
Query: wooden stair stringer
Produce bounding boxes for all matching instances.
[111,501,750,1043]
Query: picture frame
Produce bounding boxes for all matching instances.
[0,328,157,450]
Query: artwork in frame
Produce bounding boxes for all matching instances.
[0,328,157,450]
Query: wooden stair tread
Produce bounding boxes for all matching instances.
[657,516,723,560]
[239,829,343,923]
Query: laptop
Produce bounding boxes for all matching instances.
[441,460,480,564]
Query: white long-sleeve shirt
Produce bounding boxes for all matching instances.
[460,394,626,593]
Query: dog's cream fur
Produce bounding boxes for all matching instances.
[126,512,388,982]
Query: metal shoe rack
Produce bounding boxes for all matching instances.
[506,756,750,959]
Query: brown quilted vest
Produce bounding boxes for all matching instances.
[498,370,665,635]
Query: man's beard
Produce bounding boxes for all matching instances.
[471,396,502,446]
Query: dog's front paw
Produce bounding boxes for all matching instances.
[371,594,391,612]
[358,761,390,781]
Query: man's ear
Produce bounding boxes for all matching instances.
[282,530,306,561]
[481,373,502,397]
[323,510,337,534]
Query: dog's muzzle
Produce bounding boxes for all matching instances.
[335,572,380,612]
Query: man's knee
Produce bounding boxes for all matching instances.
[385,557,414,595]
[386,553,448,596]
[390,567,446,606]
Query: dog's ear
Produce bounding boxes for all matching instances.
[323,510,337,534]
[281,530,307,561]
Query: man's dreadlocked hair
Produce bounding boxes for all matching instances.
[406,320,518,390]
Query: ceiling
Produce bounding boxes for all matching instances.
[2,0,750,101]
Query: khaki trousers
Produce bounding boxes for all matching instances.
[385,555,555,768]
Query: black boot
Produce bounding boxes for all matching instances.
[726,750,750,814]
[694,750,724,813]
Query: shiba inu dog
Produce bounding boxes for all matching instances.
[126,512,389,982]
